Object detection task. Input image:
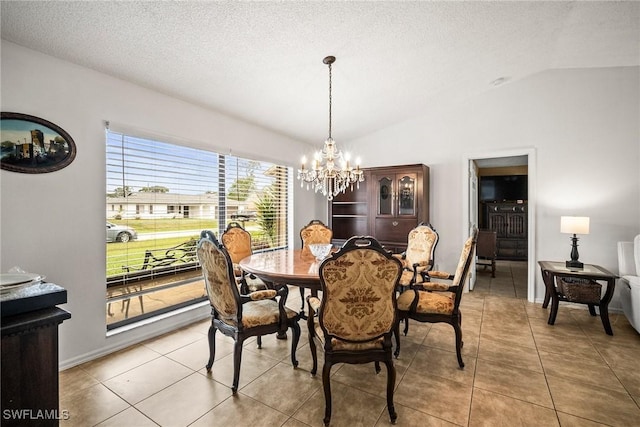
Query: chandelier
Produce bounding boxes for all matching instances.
[297,55,364,201]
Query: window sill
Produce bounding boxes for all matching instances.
[106,299,209,338]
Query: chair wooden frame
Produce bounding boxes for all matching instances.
[197,230,301,393]
[299,219,333,309]
[306,236,401,426]
[395,229,478,369]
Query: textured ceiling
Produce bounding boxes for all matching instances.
[1,1,638,144]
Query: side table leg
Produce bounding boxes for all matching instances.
[540,269,557,323]
[541,269,553,309]
[548,293,559,325]
[600,306,613,336]
[542,287,550,309]
[599,278,616,336]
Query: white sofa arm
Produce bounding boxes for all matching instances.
[618,235,640,333]
[635,235,640,276]
[618,241,636,276]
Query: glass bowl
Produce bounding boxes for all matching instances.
[309,243,333,261]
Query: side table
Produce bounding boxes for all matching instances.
[538,261,618,335]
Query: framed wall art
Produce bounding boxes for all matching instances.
[1,112,77,173]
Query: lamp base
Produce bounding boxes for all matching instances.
[566,260,584,269]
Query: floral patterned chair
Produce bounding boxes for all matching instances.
[395,229,478,369]
[197,230,301,393]
[299,219,333,308]
[306,236,401,426]
[392,222,439,290]
[221,222,269,294]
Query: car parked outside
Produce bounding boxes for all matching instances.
[106,222,138,243]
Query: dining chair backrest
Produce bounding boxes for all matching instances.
[449,229,478,310]
[300,219,333,258]
[197,230,240,323]
[318,236,401,344]
[221,222,253,265]
[405,222,439,270]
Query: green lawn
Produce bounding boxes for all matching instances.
[109,218,218,233]
[107,236,200,277]
[106,218,270,277]
[107,218,212,277]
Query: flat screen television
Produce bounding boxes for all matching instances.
[479,175,528,202]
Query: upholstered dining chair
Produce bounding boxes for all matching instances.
[221,222,268,294]
[306,236,402,426]
[392,222,439,290]
[395,228,478,369]
[197,230,301,393]
[299,219,333,308]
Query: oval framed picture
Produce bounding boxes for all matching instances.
[1,112,77,173]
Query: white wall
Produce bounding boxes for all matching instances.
[351,66,640,305]
[2,40,638,367]
[0,41,321,367]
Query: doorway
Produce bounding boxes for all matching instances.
[463,148,537,302]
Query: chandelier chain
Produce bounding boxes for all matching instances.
[328,61,332,139]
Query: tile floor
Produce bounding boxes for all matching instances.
[61,261,640,426]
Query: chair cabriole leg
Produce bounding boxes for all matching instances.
[232,339,243,393]
[322,362,332,426]
[385,360,397,424]
[394,317,402,358]
[290,321,300,367]
[454,319,464,369]
[206,324,216,371]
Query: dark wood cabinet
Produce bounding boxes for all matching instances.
[484,202,528,260]
[329,164,429,253]
[1,283,70,426]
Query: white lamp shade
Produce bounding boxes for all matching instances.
[560,216,590,235]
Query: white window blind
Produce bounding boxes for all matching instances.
[222,155,289,249]
[106,129,290,326]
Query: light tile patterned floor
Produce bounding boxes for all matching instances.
[62,261,640,426]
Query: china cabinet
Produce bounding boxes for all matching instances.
[328,164,429,252]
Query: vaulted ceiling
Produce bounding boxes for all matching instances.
[1,1,638,144]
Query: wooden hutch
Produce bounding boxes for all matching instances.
[328,164,429,253]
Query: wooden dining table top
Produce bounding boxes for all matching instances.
[238,248,322,290]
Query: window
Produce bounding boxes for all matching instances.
[106,129,290,329]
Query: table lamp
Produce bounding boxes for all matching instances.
[560,216,590,269]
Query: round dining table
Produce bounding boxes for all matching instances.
[238,248,321,293]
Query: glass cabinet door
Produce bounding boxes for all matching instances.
[397,175,416,216]
[377,176,393,215]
